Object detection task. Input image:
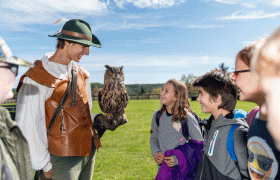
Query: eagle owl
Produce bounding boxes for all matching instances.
[97,65,128,130]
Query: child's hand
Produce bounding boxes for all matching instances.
[163,156,174,167]
[154,151,164,164]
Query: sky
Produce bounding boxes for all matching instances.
[1,0,280,87]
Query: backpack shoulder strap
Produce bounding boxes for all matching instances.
[181,118,189,140]
[247,107,259,127]
[227,124,246,179]
[155,111,162,127]
[227,124,239,161]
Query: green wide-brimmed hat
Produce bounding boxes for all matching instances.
[49,19,102,48]
[0,36,34,67]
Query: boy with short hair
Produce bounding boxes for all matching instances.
[193,69,249,180]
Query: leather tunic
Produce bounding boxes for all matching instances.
[17,60,101,157]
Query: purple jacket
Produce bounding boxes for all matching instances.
[156,139,204,180]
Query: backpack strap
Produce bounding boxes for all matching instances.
[155,111,162,127]
[247,107,259,127]
[227,124,246,180]
[155,110,190,140]
[181,118,189,140]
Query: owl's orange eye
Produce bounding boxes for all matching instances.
[110,71,114,74]
[119,71,121,74]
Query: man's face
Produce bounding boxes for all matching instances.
[0,62,16,104]
[67,42,89,62]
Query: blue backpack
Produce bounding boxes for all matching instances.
[227,109,248,180]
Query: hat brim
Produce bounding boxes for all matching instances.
[49,33,102,48]
[0,56,34,67]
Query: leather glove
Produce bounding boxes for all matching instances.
[93,114,107,139]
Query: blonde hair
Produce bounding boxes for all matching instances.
[252,27,280,79]
[159,79,194,122]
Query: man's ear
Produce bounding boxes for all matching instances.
[65,41,71,47]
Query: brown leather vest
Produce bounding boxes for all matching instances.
[17,60,101,157]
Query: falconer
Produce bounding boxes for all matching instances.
[16,19,103,180]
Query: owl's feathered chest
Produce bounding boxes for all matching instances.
[102,79,125,92]
[98,79,128,114]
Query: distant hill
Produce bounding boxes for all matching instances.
[91,83,164,95]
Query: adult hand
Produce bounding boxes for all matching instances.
[164,156,174,168]
[154,151,164,164]
[44,169,52,179]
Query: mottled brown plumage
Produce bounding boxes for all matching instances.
[97,65,128,130]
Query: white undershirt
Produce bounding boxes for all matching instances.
[15,52,95,172]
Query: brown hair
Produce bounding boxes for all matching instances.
[192,69,237,111]
[56,39,75,49]
[236,39,266,68]
[159,79,194,122]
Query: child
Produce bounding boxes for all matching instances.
[193,69,249,180]
[236,39,280,179]
[252,28,280,151]
[150,79,203,179]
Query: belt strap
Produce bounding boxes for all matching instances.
[71,67,77,107]
[47,79,72,136]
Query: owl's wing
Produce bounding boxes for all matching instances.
[98,88,105,112]
[117,91,128,113]
[122,91,128,108]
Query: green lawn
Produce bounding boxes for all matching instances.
[91,99,257,180]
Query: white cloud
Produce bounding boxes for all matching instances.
[218,10,280,20]
[113,0,186,9]
[1,0,109,13]
[209,0,280,7]
[93,19,162,31]
[272,0,280,6]
[79,54,229,71]
[184,24,225,28]
[0,0,183,31]
[212,0,241,4]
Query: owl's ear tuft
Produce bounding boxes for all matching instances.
[120,66,124,71]
[105,65,110,69]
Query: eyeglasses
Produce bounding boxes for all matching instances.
[233,69,250,81]
[0,64,19,76]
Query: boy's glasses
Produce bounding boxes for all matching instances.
[233,69,250,81]
[0,64,19,76]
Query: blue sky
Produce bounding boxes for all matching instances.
[1,0,280,87]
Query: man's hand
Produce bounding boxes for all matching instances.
[164,156,174,168]
[43,169,52,179]
[154,151,164,164]
[93,114,106,130]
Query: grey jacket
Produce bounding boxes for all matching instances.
[195,113,249,180]
[150,111,203,157]
[0,106,33,180]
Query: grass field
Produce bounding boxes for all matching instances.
[91,99,257,180]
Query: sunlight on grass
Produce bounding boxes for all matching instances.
[91,99,257,179]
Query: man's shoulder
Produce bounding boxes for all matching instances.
[17,60,57,92]
[78,65,90,79]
